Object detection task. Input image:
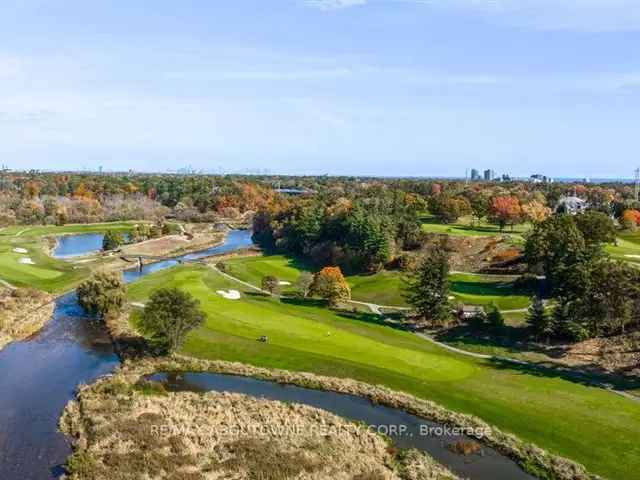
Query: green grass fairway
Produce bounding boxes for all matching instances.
[128,264,640,480]
[606,235,640,266]
[420,215,530,241]
[0,221,139,292]
[225,254,530,310]
[449,273,530,310]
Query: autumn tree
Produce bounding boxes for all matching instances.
[521,200,551,224]
[622,209,640,230]
[429,195,472,224]
[310,266,351,306]
[488,196,522,231]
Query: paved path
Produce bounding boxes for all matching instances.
[212,265,270,294]
[415,332,640,403]
[153,263,640,404]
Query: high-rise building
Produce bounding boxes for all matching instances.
[483,169,495,181]
[470,169,480,181]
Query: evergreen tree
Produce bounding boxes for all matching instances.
[526,296,551,339]
[487,303,505,330]
[102,230,124,251]
[403,243,451,326]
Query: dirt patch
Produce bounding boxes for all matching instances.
[439,236,525,274]
[563,332,640,376]
[0,288,55,351]
[120,231,225,258]
[60,368,458,480]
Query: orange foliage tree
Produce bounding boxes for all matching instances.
[489,196,522,231]
[521,200,551,224]
[622,209,640,229]
[310,266,351,306]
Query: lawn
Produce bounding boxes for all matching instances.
[128,264,640,480]
[606,235,640,266]
[225,254,530,310]
[420,215,530,242]
[0,221,139,292]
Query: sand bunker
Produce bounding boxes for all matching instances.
[13,248,28,254]
[18,257,35,265]
[217,289,241,300]
[278,281,291,286]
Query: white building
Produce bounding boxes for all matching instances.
[556,196,588,215]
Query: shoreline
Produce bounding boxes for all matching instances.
[75,354,600,480]
[0,226,235,352]
[61,365,459,480]
[101,298,599,480]
[0,292,56,352]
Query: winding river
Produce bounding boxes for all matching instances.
[0,229,534,479]
[0,230,253,479]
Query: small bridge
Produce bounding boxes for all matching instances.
[119,254,207,268]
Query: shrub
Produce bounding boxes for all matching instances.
[261,275,280,295]
[138,288,206,353]
[77,271,126,319]
[486,303,505,330]
[102,230,124,251]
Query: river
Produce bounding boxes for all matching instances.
[0,229,535,479]
[0,230,253,479]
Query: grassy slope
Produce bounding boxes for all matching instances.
[420,215,530,241]
[0,222,138,292]
[127,265,640,480]
[418,215,640,268]
[225,254,530,310]
[605,232,640,265]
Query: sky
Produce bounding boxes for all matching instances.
[1,0,639,178]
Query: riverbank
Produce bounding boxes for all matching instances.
[61,364,459,480]
[93,294,600,480]
[0,288,55,351]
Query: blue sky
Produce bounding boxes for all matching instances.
[1,1,639,178]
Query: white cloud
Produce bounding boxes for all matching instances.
[304,0,640,32]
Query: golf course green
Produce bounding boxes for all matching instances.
[0,222,138,292]
[224,254,530,310]
[127,264,640,480]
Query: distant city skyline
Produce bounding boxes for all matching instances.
[1,1,639,178]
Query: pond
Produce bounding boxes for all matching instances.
[52,233,105,258]
[148,372,536,480]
